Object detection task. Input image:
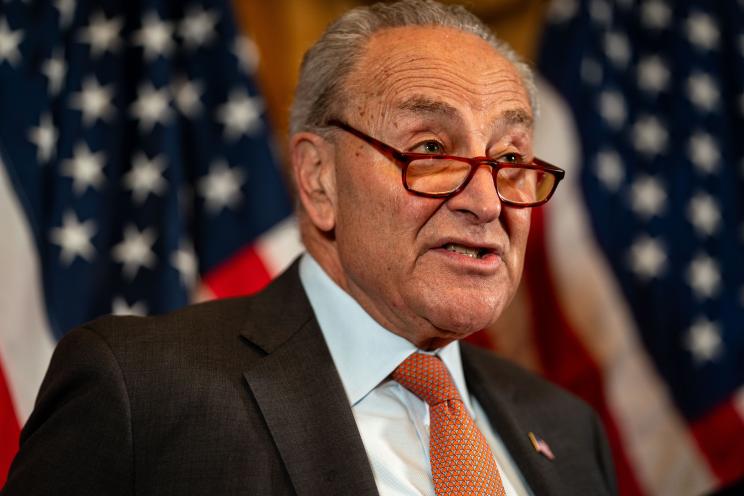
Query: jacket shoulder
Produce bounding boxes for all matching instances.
[81,296,253,347]
[76,257,310,356]
[462,341,592,414]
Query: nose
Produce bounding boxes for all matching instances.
[445,162,502,223]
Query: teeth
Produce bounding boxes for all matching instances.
[444,243,482,258]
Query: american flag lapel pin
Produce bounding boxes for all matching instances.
[528,432,555,461]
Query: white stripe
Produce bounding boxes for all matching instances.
[0,159,55,422]
[254,215,304,276]
[533,78,716,496]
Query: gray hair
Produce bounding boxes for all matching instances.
[289,0,538,136]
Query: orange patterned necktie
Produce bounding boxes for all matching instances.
[392,352,506,496]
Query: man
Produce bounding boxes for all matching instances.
[3,1,616,495]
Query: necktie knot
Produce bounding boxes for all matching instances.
[391,353,462,406]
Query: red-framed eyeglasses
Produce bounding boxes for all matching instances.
[327,119,565,208]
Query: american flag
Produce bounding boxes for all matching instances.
[508,0,744,494]
[0,0,302,483]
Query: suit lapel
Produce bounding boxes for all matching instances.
[241,262,378,496]
[461,344,567,496]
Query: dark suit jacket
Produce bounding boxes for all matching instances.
[3,261,617,495]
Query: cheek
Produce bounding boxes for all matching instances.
[334,161,399,264]
[337,156,428,237]
[334,167,441,289]
[504,208,532,268]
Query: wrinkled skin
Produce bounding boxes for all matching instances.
[292,25,534,349]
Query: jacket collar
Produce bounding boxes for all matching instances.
[240,260,379,496]
[461,342,568,496]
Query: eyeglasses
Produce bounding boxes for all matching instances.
[327,119,565,208]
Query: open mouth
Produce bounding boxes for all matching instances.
[442,243,492,260]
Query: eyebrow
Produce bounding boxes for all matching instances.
[397,96,459,120]
[500,109,533,129]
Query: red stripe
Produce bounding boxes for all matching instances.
[202,245,273,298]
[524,208,644,496]
[0,358,21,486]
[690,398,744,486]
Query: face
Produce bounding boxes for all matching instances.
[297,26,534,349]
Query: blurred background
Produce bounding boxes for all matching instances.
[0,0,742,494]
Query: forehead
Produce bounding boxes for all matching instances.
[345,25,532,128]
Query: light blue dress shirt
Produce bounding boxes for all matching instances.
[299,254,533,496]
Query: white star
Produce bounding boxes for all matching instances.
[171,239,198,290]
[547,0,579,23]
[628,236,667,280]
[179,6,219,49]
[130,82,172,131]
[604,31,631,68]
[687,192,720,237]
[61,142,106,195]
[637,55,670,94]
[78,12,123,58]
[598,90,626,129]
[687,253,720,299]
[0,18,23,66]
[112,224,158,280]
[685,318,723,364]
[629,175,666,218]
[686,72,719,112]
[70,77,115,126]
[197,160,246,213]
[594,149,625,191]
[123,153,168,204]
[132,11,174,60]
[631,115,668,157]
[233,36,260,75]
[49,210,97,265]
[687,131,720,174]
[590,0,612,25]
[42,49,66,96]
[54,0,76,29]
[28,114,58,164]
[112,297,148,317]
[641,0,671,29]
[216,89,263,140]
[172,77,203,118]
[686,11,719,50]
[581,57,603,85]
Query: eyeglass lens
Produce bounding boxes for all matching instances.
[405,158,557,205]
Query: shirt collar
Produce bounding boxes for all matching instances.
[298,253,475,416]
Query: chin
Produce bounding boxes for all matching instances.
[403,301,501,350]
[402,279,514,346]
[422,299,503,337]
[413,319,486,351]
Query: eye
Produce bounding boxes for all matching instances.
[499,152,524,164]
[415,140,445,154]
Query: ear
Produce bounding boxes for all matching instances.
[290,131,337,232]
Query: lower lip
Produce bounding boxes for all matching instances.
[431,247,503,272]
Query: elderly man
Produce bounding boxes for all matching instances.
[3,1,616,495]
